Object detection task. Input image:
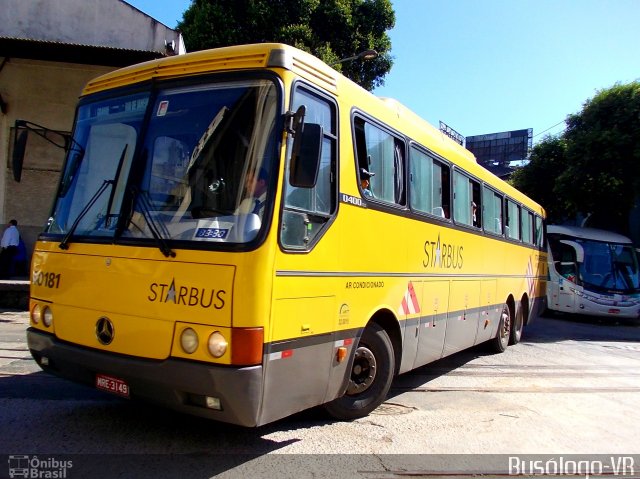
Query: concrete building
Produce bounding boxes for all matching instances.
[0,0,185,274]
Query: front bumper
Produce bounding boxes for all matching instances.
[27,328,264,427]
[575,300,640,319]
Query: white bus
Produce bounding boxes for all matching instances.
[546,225,640,318]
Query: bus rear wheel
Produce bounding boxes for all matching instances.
[324,323,395,421]
[491,303,511,353]
[510,304,524,345]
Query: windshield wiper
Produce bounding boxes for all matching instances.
[58,144,130,250]
[129,186,176,258]
[59,179,114,250]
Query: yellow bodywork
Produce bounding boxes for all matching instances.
[29,43,546,370]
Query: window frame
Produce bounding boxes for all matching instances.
[279,80,339,252]
[482,184,504,237]
[408,143,452,221]
[352,112,407,209]
[521,208,535,245]
[505,197,522,242]
[452,167,481,230]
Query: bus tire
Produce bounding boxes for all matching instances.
[491,303,511,353]
[324,323,395,421]
[510,304,524,345]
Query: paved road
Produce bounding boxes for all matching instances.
[1,310,639,478]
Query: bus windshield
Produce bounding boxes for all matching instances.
[577,240,640,293]
[46,78,279,246]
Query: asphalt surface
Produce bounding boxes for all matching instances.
[1,309,639,478]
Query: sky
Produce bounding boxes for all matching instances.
[126,0,640,143]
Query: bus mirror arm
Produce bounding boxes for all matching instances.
[284,105,305,135]
[12,119,85,183]
[560,240,585,263]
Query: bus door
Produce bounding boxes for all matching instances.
[443,280,481,357]
[398,280,423,374]
[412,280,449,369]
[261,81,343,423]
[555,277,576,311]
[475,280,497,344]
[549,240,582,312]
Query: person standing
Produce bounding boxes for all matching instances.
[0,219,20,279]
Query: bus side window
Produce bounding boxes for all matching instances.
[409,146,450,219]
[506,199,521,240]
[534,215,544,247]
[453,170,480,228]
[521,211,534,244]
[482,186,503,235]
[353,116,405,206]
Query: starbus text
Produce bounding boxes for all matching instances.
[423,236,464,270]
[148,280,226,309]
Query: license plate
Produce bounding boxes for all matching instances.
[95,373,130,398]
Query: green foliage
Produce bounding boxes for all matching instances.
[177,0,395,91]
[558,82,640,230]
[511,136,567,222]
[511,81,640,232]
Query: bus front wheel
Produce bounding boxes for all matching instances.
[324,323,395,420]
[491,303,512,353]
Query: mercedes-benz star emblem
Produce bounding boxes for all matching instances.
[96,317,115,345]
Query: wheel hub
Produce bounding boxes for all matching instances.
[501,308,511,338]
[346,346,377,395]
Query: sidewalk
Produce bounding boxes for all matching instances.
[0,278,29,310]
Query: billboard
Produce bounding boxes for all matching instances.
[465,129,532,167]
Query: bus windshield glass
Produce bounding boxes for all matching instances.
[45,78,279,245]
[577,240,640,293]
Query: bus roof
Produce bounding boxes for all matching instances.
[81,42,544,216]
[547,225,633,244]
[372,95,542,213]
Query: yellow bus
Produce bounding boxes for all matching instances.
[17,43,547,427]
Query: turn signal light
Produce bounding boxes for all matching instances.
[232,328,263,365]
[336,346,348,363]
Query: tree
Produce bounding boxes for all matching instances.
[177,0,395,91]
[510,136,567,223]
[511,81,640,233]
[558,82,640,232]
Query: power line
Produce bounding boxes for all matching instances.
[533,120,566,138]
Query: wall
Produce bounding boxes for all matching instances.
[0,0,184,54]
[0,0,185,276]
[0,59,113,273]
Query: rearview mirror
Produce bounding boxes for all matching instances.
[11,119,81,183]
[288,106,323,188]
[12,127,28,182]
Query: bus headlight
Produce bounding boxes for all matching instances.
[42,306,54,328]
[180,328,199,354]
[208,331,228,358]
[31,304,41,324]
